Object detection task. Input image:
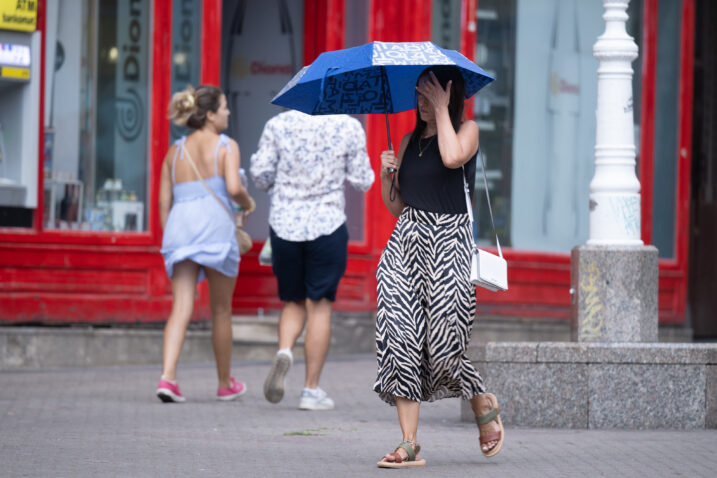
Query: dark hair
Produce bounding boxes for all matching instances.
[410,66,465,145]
[169,84,224,129]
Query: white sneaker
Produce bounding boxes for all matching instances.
[264,351,292,404]
[298,387,335,411]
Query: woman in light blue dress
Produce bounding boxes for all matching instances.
[156,85,256,403]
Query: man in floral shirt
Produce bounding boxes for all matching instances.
[251,110,374,410]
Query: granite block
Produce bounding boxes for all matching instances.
[85,330,164,366]
[588,364,705,429]
[0,333,6,369]
[482,362,588,428]
[4,333,38,368]
[707,365,717,429]
[572,245,658,342]
[179,331,218,363]
[467,344,486,362]
[708,347,717,365]
[537,342,589,363]
[33,333,89,368]
[3,334,37,369]
[587,343,715,365]
[485,342,537,363]
[331,317,376,354]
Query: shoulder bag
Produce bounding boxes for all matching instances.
[182,145,253,255]
[462,150,508,292]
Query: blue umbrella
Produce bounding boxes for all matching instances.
[271,41,494,148]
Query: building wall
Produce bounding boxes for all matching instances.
[0,0,695,325]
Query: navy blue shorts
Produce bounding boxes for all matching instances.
[270,223,348,302]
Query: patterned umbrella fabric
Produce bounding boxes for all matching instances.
[271,41,494,115]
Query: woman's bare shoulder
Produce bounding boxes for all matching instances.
[226,137,240,153]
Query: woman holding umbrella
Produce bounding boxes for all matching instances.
[375,66,504,467]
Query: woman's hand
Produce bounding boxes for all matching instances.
[380,150,398,179]
[243,196,256,215]
[416,71,451,112]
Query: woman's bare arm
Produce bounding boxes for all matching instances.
[223,139,254,211]
[416,71,479,169]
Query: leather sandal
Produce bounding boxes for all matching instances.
[377,440,426,468]
[476,393,504,458]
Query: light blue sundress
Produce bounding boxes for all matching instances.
[161,134,239,282]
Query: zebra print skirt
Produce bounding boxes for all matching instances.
[373,206,486,405]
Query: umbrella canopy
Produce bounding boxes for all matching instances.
[271,41,494,115]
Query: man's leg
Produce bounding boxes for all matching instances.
[303,298,332,389]
[278,300,307,351]
[264,300,306,403]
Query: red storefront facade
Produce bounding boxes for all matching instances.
[0,0,704,330]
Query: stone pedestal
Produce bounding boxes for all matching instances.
[571,245,658,342]
[462,342,717,429]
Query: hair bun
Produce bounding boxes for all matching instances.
[182,91,195,109]
[169,86,197,126]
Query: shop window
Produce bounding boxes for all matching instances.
[652,0,681,259]
[43,0,151,232]
[473,0,624,253]
[170,0,202,143]
[344,0,370,242]
[432,0,462,51]
[221,0,304,241]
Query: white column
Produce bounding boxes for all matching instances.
[588,0,643,245]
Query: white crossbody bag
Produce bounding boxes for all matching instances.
[463,150,508,292]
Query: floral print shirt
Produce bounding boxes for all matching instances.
[250,110,375,242]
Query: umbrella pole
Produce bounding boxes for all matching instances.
[381,66,397,201]
[385,111,392,151]
[385,111,398,201]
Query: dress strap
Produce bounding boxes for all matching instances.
[171,136,186,184]
[213,134,231,177]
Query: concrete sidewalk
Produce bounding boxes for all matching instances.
[1,354,715,477]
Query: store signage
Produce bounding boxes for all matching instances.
[0,0,37,32]
[114,0,148,201]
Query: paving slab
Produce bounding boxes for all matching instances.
[1,354,716,477]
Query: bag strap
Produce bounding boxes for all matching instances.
[181,145,235,223]
[462,148,502,258]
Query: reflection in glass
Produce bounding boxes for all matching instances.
[43,0,150,232]
[477,0,606,253]
[170,0,202,143]
[221,0,304,240]
[652,0,681,258]
[473,0,516,247]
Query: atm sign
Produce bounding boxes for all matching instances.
[0,0,37,32]
[1,66,29,79]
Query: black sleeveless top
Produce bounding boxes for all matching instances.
[398,135,476,214]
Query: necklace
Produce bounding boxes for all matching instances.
[418,136,435,157]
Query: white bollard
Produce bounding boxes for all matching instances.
[589,0,643,245]
[572,0,658,343]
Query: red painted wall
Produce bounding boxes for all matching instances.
[0,0,693,325]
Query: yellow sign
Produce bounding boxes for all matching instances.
[0,0,37,32]
[1,66,30,79]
